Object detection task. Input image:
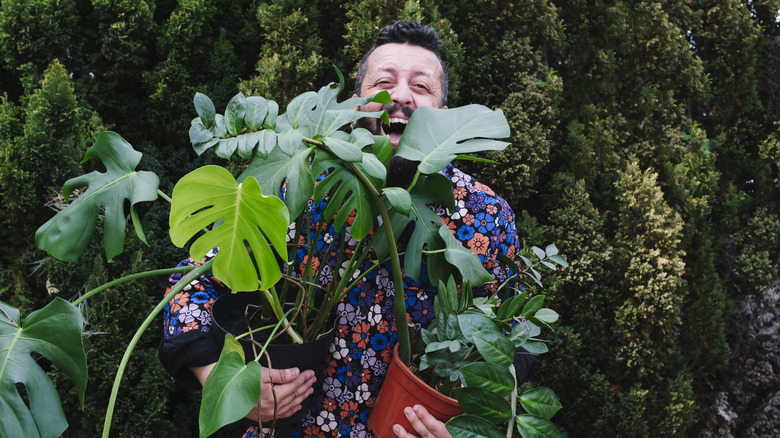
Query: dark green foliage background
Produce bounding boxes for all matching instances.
[1,1,778,436]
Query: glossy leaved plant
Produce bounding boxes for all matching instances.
[0,73,562,438]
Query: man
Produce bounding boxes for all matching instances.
[159,21,522,438]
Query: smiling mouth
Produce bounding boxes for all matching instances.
[382,117,408,136]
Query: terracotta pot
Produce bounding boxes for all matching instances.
[211,292,335,427]
[368,344,462,437]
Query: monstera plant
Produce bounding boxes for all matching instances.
[0,72,521,438]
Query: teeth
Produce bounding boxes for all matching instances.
[388,118,408,125]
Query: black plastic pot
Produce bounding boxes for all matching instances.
[210,291,336,427]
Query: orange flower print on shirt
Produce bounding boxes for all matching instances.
[441,217,457,234]
[474,182,495,196]
[299,254,320,275]
[169,291,189,314]
[351,321,372,349]
[468,232,490,256]
[160,165,521,438]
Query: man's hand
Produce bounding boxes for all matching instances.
[250,366,317,421]
[190,363,317,422]
[393,405,452,438]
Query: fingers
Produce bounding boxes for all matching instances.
[394,405,451,438]
[263,366,302,384]
[256,367,317,421]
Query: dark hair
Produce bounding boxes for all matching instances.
[355,20,448,107]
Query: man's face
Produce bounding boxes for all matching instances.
[356,43,446,151]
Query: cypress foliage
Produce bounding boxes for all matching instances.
[0,1,778,436]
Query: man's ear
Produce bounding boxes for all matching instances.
[353,93,359,111]
[442,105,448,109]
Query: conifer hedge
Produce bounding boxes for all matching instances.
[1,1,778,436]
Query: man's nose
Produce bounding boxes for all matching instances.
[390,82,413,107]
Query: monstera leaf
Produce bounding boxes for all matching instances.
[199,335,263,438]
[279,68,391,136]
[310,130,388,240]
[395,105,511,174]
[0,298,87,438]
[35,131,159,262]
[169,166,290,291]
[375,173,456,283]
[239,146,316,220]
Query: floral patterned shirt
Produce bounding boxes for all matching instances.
[159,165,518,437]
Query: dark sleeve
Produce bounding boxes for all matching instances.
[514,346,537,384]
[158,330,221,390]
[158,250,225,390]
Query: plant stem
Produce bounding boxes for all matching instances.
[261,288,304,344]
[102,259,213,438]
[508,365,518,438]
[157,189,172,204]
[302,136,411,364]
[74,266,196,306]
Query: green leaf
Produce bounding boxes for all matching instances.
[285,91,317,129]
[516,415,561,438]
[522,296,544,317]
[509,323,531,347]
[375,173,456,283]
[36,131,159,262]
[440,226,493,286]
[211,114,227,138]
[0,298,87,438]
[225,93,247,136]
[263,100,279,129]
[216,137,238,159]
[190,122,214,144]
[320,135,363,162]
[276,81,388,138]
[457,313,497,343]
[548,254,568,267]
[199,335,263,437]
[544,244,558,257]
[518,387,562,420]
[533,308,559,324]
[240,147,314,220]
[453,387,512,424]
[517,320,541,338]
[532,246,546,261]
[452,155,499,164]
[447,414,505,438]
[238,132,257,159]
[460,362,515,398]
[496,293,527,321]
[193,137,219,155]
[256,129,278,157]
[245,96,269,131]
[278,128,304,155]
[396,105,510,174]
[194,92,216,129]
[383,187,412,216]
[435,276,459,316]
[130,205,148,245]
[169,166,289,291]
[523,340,548,355]
[472,331,514,368]
[311,146,383,240]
